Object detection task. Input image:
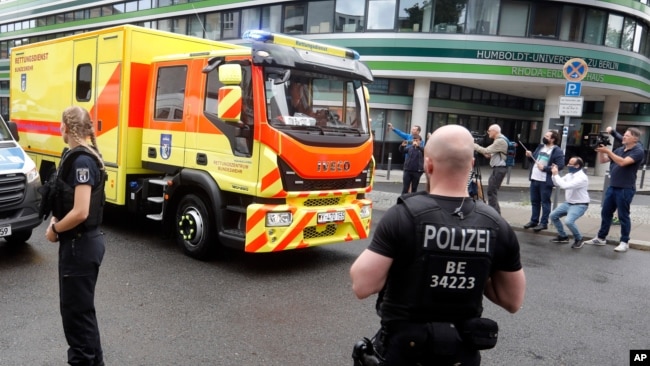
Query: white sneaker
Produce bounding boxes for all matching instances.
[614,242,629,252]
[583,238,606,246]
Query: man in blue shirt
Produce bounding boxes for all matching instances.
[583,127,645,252]
[387,122,424,144]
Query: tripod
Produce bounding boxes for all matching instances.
[469,154,485,202]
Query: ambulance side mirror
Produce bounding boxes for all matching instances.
[217,64,243,123]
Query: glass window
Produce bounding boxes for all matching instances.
[605,13,624,48]
[14,22,22,31]
[584,9,606,45]
[113,3,125,14]
[139,0,152,10]
[222,11,240,39]
[76,64,92,101]
[284,4,305,34]
[307,1,334,33]
[335,0,364,32]
[621,17,636,51]
[435,83,450,99]
[367,0,396,31]
[189,14,204,38]
[158,0,173,6]
[559,5,585,41]
[261,5,282,32]
[461,87,473,101]
[530,3,560,38]
[155,66,187,121]
[102,5,113,16]
[241,7,261,33]
[205,12,221,40]
[450,85,461,100]
[399,0,425,32]
[498,0,528,37]
[432,0,467,34]
[125,1,138,12]
[466,0,499,34]
[158,19,172,33]
[367,78,390,95]
[90,7,102,18]
[388,79,412,95]
[173,17,187,34]
[634,22,647,54]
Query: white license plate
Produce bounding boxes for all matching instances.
[0,225,11,237]
[317,211,345,224]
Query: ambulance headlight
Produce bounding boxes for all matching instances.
[266,212,293,227]
[360,204,371,219]
[26,167,39,183]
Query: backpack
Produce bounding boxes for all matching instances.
[500,136,516,167]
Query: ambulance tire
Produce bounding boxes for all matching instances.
[175,194,216,260]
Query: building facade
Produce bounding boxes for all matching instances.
[1,0,649,174]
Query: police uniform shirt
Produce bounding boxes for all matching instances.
[63,153,101,190]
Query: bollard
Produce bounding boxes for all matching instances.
[601,170,610,205]
[386,152,392,180]
[641,164,646,189]
[506,166,512,185]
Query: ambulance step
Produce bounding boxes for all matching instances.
[148,179,170,186]
[148,196,164,204]
[223,229,245,238]
[146,213,163,221]
[226,205,246,213]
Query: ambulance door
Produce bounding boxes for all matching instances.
[73,37,97,117]
[94,31,124,203]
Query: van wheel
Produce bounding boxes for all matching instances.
[4,230,32,245]
[175,194,216,260]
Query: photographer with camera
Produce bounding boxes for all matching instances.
[350,125,526,366]
[399,134,424,194]
[473,124,508,214]
[523,130,565,233]
[582,127,644,252]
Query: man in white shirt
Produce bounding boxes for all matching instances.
[549,156,590,249]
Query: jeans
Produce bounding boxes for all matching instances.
[487,167,507,214]
[529,180,553,225]
[402,171,423,194]
[550,202,588,241]
[598,186,635,243]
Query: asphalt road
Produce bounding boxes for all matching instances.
[2,205,650,365]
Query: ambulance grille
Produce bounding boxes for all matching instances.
[304,197,341,207]
[303,224,337,239]
[277,159,368,191]
[0,173,26,206]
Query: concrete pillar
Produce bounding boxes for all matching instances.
[542,86,564,134]
[594,95,621,176]
[412,78,430,137]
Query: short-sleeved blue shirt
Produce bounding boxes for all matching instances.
[609,144,645,189]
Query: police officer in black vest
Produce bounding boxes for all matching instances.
[45,106,106,366]
[350,125,526,366]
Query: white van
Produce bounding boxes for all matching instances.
[0,116,42,244]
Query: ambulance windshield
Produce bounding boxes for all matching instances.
[265,71,369,135]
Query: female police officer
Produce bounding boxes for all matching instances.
[45,106,106,366]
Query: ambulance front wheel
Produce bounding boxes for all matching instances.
[175,194,217,260]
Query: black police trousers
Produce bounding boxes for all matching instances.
[374,324,481,366]
[58,229,105,366]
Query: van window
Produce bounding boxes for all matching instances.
[154,66,187,121]
[76,64,92,101]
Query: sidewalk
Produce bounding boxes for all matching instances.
[369,166,650,251]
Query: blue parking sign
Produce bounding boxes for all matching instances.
[565,82,581,96]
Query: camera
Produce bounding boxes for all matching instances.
[587,132,611,149]
[471,131,487,146]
